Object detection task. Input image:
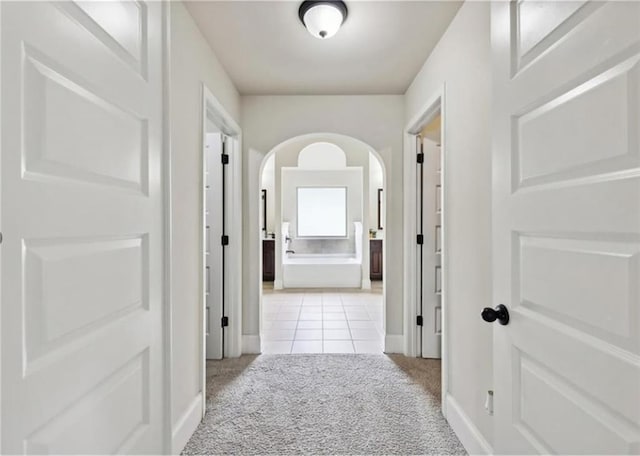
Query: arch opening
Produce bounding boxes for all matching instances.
[257,133,388,355]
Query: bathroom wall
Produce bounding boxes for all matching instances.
[281,168,363,255]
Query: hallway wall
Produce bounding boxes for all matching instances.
[404,1,493,450]
[169,1,241,451]
[241,96,404,350]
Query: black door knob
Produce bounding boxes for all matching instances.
[481,304,509,325]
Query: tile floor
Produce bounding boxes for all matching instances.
[261,289,384,354]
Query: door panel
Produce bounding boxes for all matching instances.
[418,137,442,359]
[1,1,165,453]
[492,1,640,453]
[205,133,223,360]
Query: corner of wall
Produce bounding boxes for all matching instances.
[171,394,203,455]
[242,335,261,354]
[444,394,493,455]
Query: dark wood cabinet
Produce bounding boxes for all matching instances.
[370,239,383,281]
[263,240,275,282]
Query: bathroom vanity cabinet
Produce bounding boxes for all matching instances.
[370,239,383,281]
[263,239,275,281]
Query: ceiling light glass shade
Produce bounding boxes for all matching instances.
[299,1,347,40]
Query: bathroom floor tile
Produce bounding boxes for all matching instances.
[323,313,347,321]
[292,340,323,354]
[323,340,355,354]
[296,320,322,329]
[350,328,381,340]
[262,329,295,341]
[347,320,378,330]
[345,310,371,320]
[265,320,298,330]
[262,341,292,354]
[354,340,383,354]
[322,320,348,329]
[299,312,322,321]
[277,311,301,320]
[294,329,323,340]
[323,329,352,340]
[301,306,322,313]
[322,305,343,312]
[279,303,302,310]
[263,312,280,321]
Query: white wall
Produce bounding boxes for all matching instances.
[241,96,404,350]
[404,1,493,449]
[169,1,241,451]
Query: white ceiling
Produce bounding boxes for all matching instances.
[184,1,463,95]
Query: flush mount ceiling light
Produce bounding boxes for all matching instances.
[298,1,348,40]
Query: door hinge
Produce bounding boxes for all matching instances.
[417,234,424,245]
[221,235,229,246]
[417,153,424,164]
[221,154,229,165]
[221,316,229,327]
[416,315,423,326]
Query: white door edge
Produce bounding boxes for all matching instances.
[161,1,174,452]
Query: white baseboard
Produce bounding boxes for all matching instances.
[361,278,372,290]
[242,334,261,354]
[383,334,404,354]
[171,394,203,454]
[274,279,283,290]
[445,394,493,455]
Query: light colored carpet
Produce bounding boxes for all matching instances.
[182,354,466,455]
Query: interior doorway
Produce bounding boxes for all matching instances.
[199,84,242,370]
[258,134,387,354]
[404,87,449,413]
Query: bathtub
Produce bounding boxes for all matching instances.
[283,253,362,288]
[281,222,363,288]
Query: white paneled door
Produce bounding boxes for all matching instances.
[417,136,442,359]
[492,1,640,454]
[205,133,224,360]
[1,1,166,453]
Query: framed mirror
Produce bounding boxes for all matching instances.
[377,188,384,230]
[261,189,267,232]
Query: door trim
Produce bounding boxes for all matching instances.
[403,83,449,414]
[199,83,242,413]
[162,2,173,453]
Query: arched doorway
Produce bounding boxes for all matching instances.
[257,133,387,354]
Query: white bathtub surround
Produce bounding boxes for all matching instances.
[282,222,363,288]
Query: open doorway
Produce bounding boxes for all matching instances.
[258,135,386,354]
[404,88,449,411]
[199,84,242,370]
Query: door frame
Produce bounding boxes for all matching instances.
[199,84,242,413]
[161,2,173,452]
[403,84,449,414]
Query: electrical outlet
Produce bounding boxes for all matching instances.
[485,390,494,415]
